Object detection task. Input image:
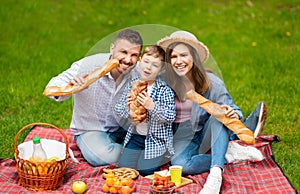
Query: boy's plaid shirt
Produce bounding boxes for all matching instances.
[114,77,176,159]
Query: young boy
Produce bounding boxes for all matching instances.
[114,45,176,176]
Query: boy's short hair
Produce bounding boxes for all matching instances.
[142,45,165,62]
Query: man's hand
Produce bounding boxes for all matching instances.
[69,74,89,86]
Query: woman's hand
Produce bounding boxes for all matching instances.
[137,91,155,110]
[221,105,239,119]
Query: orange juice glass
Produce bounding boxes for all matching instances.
[169,165,182,186]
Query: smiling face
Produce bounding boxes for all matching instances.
[169,43,194,77]
[165,42,210,101]
[139,54,163,83]
[110,39,141,76]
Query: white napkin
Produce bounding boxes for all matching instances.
[18,138,79,163]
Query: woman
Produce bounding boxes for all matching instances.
[157,31,267,193]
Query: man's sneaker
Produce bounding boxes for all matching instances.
[254,101,268,138]
[199,171,222,194]
[225,141,264,163]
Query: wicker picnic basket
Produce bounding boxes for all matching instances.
[14,122,69,192]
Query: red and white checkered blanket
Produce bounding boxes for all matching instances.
[0,125,296,193]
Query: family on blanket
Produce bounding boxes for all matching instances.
[44,28,268,194]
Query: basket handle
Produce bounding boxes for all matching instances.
[14,122,69,159]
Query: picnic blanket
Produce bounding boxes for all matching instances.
[0,125,297,194]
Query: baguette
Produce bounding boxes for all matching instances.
[43,59,119,97]
[186,89,255,145]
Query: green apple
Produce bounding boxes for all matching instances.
[72,180,87,194]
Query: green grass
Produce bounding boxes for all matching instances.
[1,0,299,191]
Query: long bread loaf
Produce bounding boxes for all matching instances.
[186,89,255,145]
[43,59,119,97]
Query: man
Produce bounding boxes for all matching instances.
[44,29,143,166]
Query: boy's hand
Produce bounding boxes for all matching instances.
[221,105,239,119]
[126,94,133,109]
[137,91,154,110]
[128,117,140,126]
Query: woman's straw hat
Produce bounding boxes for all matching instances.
[157,30,209,64]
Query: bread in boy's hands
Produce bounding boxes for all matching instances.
[128,80,148,123]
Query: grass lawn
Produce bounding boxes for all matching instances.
[1,0,299,191]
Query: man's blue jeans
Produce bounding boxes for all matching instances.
[74,128,126,166]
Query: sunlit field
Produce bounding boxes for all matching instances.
[1,0,299,190]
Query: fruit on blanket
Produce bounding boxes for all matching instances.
[106,177,115,186]
[102,183,110,192]
[151,175,175,194]
[102,173,135,193]
[120,178,134,187]
[118,185,135,194]
[72,180,87,194]
[113,177,120,186]
[109,186,118,194]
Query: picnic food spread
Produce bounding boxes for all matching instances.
[6,125,296,193]
[102,167,136,193]
[186,89,255,145]
[102,167,139,180]
[14,123,69,192]
[43,59,119,97]
[146,169,193,190]
[153,169,170,179]
[24,137,64,175]
[150,170,176,194]
[128,80,148,123]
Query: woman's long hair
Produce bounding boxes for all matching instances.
[165,42,210,101]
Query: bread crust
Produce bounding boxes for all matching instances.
[128,80,148,123]
[43,59,119,96]
[186,89,255,145]
[102,167,139,180]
